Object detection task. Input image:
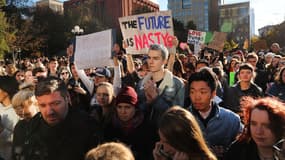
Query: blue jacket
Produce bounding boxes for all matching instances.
[189,103,243,149]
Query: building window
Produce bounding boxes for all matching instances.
[239,7,249,16]
[182,0,191,9]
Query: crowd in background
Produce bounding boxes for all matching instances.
[0,40,285,160]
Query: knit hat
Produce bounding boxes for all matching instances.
[0,76,19,98]
[116,86,138,107]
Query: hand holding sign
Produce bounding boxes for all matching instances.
[179,42,188,50]
[172,36,179,48]
[122,40,128,50]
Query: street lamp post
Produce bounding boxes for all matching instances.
[69,25,84,63]
[71,25,84,35]
[17,48,21,62]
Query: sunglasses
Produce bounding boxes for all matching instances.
[61,72,68,75]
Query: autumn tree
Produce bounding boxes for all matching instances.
[173,18,187,43]
[186,20,197,30]
[0,0,17,58]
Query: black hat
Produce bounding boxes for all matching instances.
[0,76,19,99]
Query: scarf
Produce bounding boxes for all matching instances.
[141,69,174,95]
[112,111,144,135]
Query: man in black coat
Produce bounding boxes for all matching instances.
[12,77,100,160]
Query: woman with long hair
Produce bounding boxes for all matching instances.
[153,106,217,160]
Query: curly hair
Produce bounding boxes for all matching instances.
[85,142,134,160]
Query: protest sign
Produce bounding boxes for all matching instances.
[187,30,206,45]
[253,40,268,51]
[229,72,235,86]
[74,29,113,69]
[187,30,207,55]
[119,11,175,54]
[207,31,227,52]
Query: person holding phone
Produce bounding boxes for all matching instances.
[153,106,216,160]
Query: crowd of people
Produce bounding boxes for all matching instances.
[0,40,285,160]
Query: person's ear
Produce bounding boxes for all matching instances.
[65,93,72,106]
[211,90,216,99]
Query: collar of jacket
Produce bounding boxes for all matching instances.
[189,102,221,119]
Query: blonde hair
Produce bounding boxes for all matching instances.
[96,82,114,96]
[12,88,35,108]
[12,83,38,115]
[85,142,134,160]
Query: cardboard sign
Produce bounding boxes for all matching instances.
[253,40,268,51]
[74,29,113,69]
[119,11,175,54]
[207,31,227,52]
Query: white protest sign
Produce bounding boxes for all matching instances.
[187,30,206,45]
[119,11,175,54]
[187,30,206,54]
[74,29,113,69]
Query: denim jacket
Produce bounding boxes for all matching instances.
[189,103,243,149]
[137,70,185,125]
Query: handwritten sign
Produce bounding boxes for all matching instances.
[187,30,206,45]
[74,29,113,69]
[207,31,227,52]
[119,11,175,54]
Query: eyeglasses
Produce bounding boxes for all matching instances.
[61,72,68,75]
[273,139,285,159]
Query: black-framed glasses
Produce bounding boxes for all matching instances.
[273,139,285,159]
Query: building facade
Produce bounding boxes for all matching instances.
[64,0,159,28]
[250,8,255,37]
[219,2,250,46]
[168,0,219,31]
[36,0,64,14]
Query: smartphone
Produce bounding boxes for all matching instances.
[158,144,172,160]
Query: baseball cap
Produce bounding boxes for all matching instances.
[95,67,111,78]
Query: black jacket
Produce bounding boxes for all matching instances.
[224,82,263,113]
[104,112,158,160]
[225,139,261,160]
[12,108,100,160]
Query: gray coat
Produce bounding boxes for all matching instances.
[137,70,185,125]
